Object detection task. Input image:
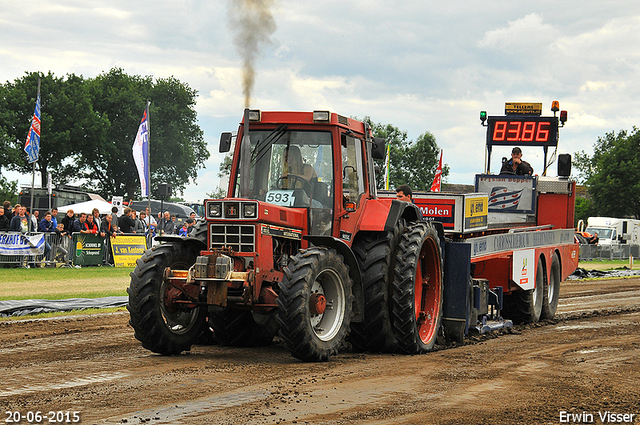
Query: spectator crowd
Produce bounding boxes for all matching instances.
[0,200,199,267]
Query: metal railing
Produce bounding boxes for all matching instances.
[0,232,73,268]
[578,243,640,261]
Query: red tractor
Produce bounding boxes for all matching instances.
[127,106,577,361]
[128,109,441,361]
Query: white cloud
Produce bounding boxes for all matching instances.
[1,0,640,200]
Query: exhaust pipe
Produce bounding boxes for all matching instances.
[240,108,251,197]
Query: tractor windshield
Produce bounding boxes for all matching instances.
[233,129,334,235]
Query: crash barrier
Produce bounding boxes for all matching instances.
[0,232,72,268]
[578,243,640,261]
[0,231,151,267]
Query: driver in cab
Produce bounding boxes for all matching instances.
[500,147,533,176]
[282,145,317,188]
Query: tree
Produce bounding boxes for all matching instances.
[574,128,640,219]
[0,71,108,188]
[0,173,18,204]
[67,68,208,200]
[364,118,448,191]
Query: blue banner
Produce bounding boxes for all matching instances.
[0,233,45,256]
[24,92,41,164]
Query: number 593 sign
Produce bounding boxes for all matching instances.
[265,190,295,206]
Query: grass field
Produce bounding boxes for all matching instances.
[0,267,132,301]
[0,259,633,302]
[578,259,636,270]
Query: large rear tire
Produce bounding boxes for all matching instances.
[350,219,405,353]
[392,222,443,354]
[541,253,561,320]
[277,247,353,362]
[503,256,545,324]
[209,307,277,346]
[127,242,207,355]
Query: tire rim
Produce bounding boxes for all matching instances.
[309,268,345,341]
[534,260,544,305]
[160,261,200,335]
[549,259,559,305]
[414,235,441,345]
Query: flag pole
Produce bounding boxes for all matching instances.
[28,76,41,233]
[146,100,151,233]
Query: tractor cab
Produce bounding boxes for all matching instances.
[219,110,385,239]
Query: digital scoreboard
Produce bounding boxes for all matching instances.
[486,116,559,147]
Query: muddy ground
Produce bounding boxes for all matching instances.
[1,278,639,425]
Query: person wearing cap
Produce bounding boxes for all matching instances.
[500,147,533,175]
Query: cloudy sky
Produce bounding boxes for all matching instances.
[1,0,639,201]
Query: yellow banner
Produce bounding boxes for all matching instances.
[464,196,488,229]
[505,102,542,115]
[111,235,147,267]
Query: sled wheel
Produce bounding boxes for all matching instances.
[392,221,443,354]
[541,253,561,320]
[127,242,207,355]
[277,247,353,362]
[503,256,545,324]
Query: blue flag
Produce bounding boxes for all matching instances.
[24,92,41,164]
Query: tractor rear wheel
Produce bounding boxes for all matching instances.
[392,222,443,354]
[127,242,207,355]
[277,247,353,362]
[208,307,277,346]
[503,256,545,324]
[350,219,406,352]
[541,253,561,320]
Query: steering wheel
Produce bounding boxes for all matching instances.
[276,174,312,195]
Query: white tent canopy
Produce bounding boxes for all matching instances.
[56,199,113,215]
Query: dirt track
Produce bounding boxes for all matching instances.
[1,278,639,425]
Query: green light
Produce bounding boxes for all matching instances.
[480,111,487,123]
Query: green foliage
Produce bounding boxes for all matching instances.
[0,68,208,200]
[363,117,448,191]
[207,187,227,199]
[574,128,640,219]
[0,72,108,187]
[574,197,596,228]
[0,172,18,204]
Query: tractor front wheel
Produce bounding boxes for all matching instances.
[277,247,353,362]
[127,242,207,355]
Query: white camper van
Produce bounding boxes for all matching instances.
[585,217,640,246]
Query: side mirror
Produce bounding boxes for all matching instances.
[371,137,386,160]
[219,132,232,153]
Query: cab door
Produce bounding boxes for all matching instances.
[335,133,367,244]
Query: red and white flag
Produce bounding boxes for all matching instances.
[430,150,443,192]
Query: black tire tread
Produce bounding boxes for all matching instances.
[276,247,353,362]
[502,256,545,324]
[127,243,206,355]
[541,253,561,320]
[391,221,443,354]
[350,219,405,353]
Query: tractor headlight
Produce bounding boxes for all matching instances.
[208,202,222,218]
[243,202,257,218]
